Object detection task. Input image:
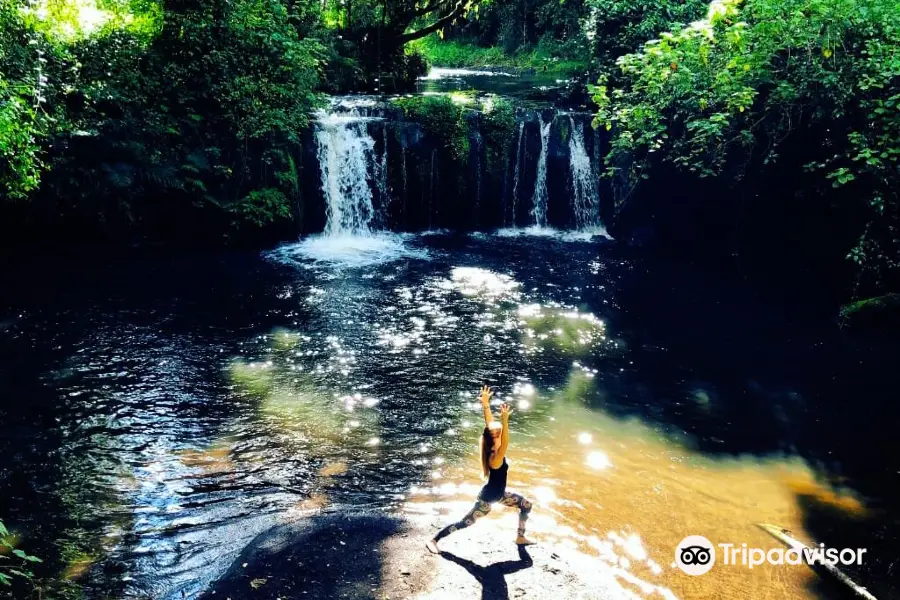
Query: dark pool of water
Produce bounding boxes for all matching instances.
[1,232,898,599]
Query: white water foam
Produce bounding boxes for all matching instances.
[283,108,427,268]
[530,115,552,227]
[268,233,429,269]
[494,226,612,242]
[420,228,452,236]
[568,115,608,235]
[314,110,381,236]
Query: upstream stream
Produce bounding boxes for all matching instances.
[1,69,899,600]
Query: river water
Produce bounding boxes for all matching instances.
[1,231,898,599]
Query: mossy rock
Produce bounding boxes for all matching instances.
[393,96,470,162]
[228,359,275,398]
[839,293,900,330]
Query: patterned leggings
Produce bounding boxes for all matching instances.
[434,491,532,541]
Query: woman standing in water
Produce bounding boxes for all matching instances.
[426,386,534,552]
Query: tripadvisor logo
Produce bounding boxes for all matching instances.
[675,535,715,576]
[674,535,868,576]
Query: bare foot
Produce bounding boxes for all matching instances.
[515,536,535,546]
[425,539,440,554]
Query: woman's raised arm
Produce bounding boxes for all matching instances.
[497,403,511,460]
[479,385,494,427]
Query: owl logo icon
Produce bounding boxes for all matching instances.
[675,536,716,575]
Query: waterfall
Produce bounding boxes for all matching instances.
[315,111,381,236]
[473,127,483,226]
[401,146,408,219]
[375,125,389,227]
[568,116,604,231]
[531,114,551,228]
[511,121,525,226]
[428,149,436,230]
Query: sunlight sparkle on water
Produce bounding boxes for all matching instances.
[531,485,557,505]
[450,267,520,300]
[578,432,593,445]
[513,382,536,396]
[418,67,517,80]
[586,450,612,470]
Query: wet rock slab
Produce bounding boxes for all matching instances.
[201,508,627,599]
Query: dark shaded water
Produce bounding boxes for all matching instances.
[1,233,899,599]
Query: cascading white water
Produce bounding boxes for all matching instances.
[428,149,436,230]
[568,116,606,232]
[375,126,389,227]
[315,110,380,236]
[473,128,483,219]
[531,115,551,228]
[401,146,408,214]
[511,121,525,226]
[275,107,421,268]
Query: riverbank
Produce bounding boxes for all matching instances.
[201,508,633,600]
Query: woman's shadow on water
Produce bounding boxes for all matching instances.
[438,547,533,600]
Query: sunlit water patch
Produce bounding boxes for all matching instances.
[418,67,517,80]
[405,370,869,600]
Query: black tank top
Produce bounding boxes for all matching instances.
[478,458,508,502]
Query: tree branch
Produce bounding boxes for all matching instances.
[394,0,469,44]
[412,0,447,18]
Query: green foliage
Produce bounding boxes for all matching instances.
[412,35,587,74]
[584,0,707,70]
[118,0,322,229]
[0,519,42,591]
[395,95,471,162]
[229,188,292,229]
[309,0,484,89]
[840,293,900,329]
[219,0,321,139]
[437,0,591,62]
[0,0,323,236]
[593,0,900,288]
[0,0,164,202]
[22,0,162,42]
[840,293,900,318]
[0,0,47,201]
[482,97,517,169]
[0,79,42,200]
